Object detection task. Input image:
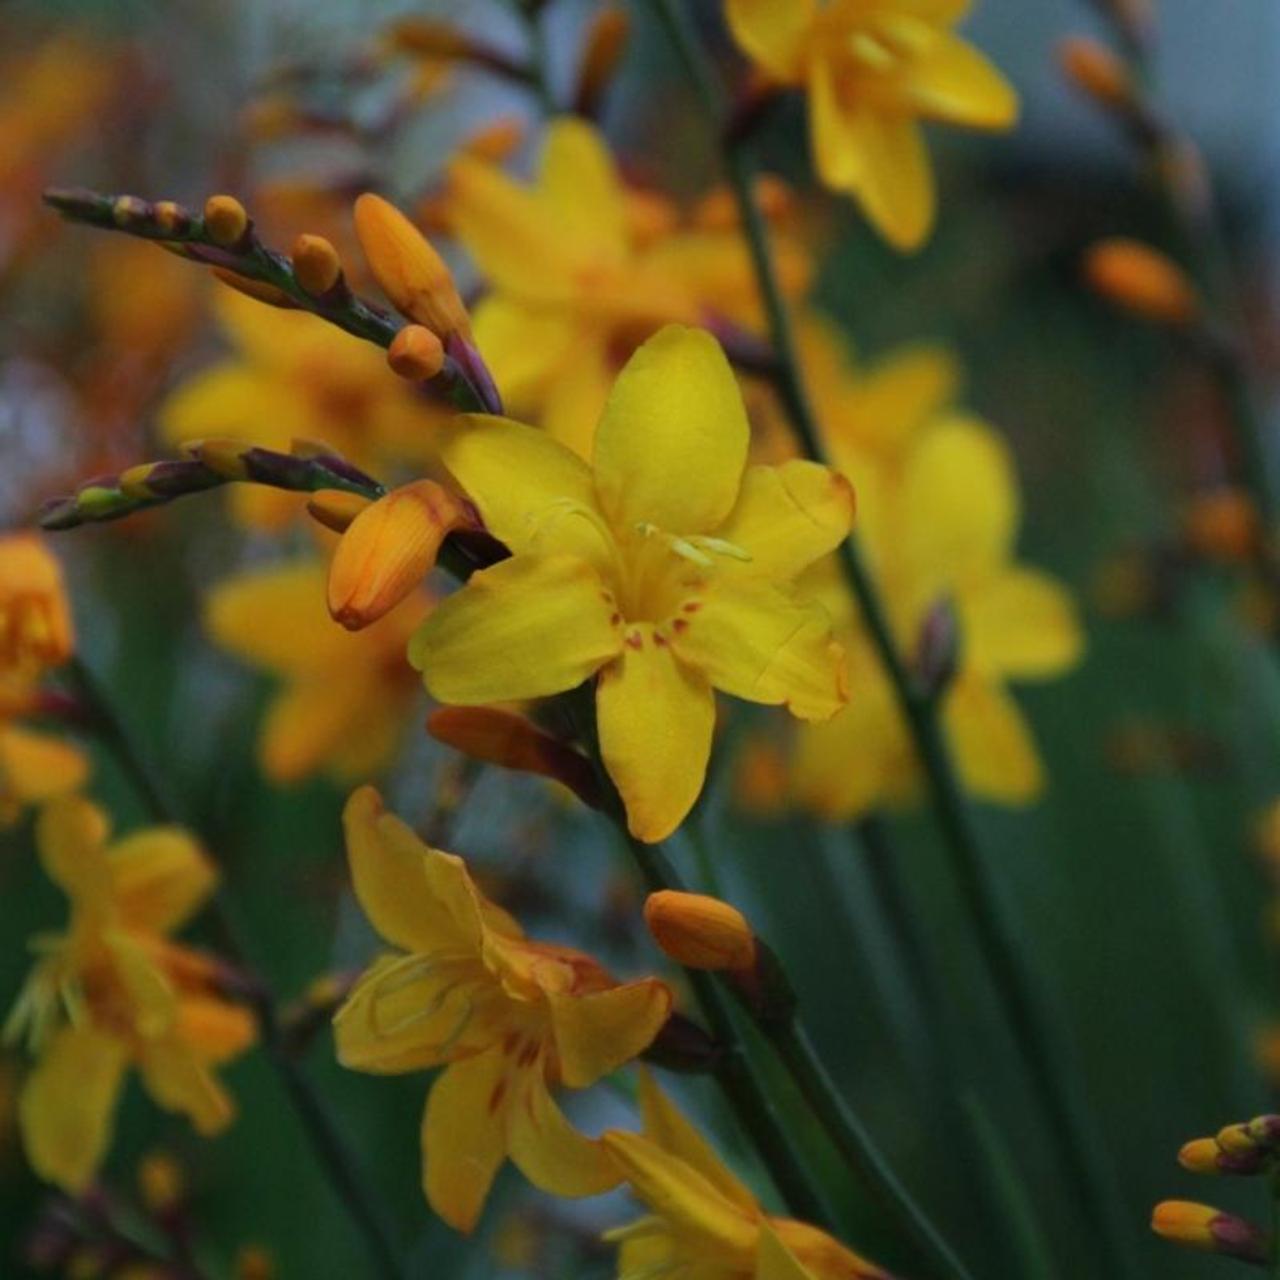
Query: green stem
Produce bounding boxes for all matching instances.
[64,656,407,1280]
[648,2,1137,1273]
[621,832,834,1228]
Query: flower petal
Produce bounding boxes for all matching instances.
[671,583,846,722]
[0,727,88,808]
[597,628,715,843]
[637,1070,758,1213]
[724,0,815,81]
[439,414,610,563]
[36,795,111,905]
[136,1037,234,1136]
[601,1130,760,1257]
[158,363,307,449]
[905,30,1019,129]
[343,785,487,956]
[410,555,621,704]
[901,415,1018,588]
[832,345,961,461]
[962,568,1084,680]
[422,1047,511,1232]
[19,1025,128,1193]
[259,676,382,784]
[756,1223,818,1280]
[507,1068,620,1197]
[715,462,854,582]
[539,118,630,264]
[541,335,614,462]
[108,827,216,935]
[593,326,749,535]
[549,979,672,1088]
[174,996,257,1065]
[945,675,1043,803]
[472,296,578,407]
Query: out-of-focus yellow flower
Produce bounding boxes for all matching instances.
[5,797,255,1193]
[446,117,809,457]
[782,328,1081,819]
[159,290,440,529]
[603,1072,891,1279]
[724,0,1018,250]
[333,787,672,1232]
[204,561,430,785]
[410,326,852,841]
[0,533,88,824]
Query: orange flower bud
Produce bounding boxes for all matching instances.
[328,480,466,629]
[384,17,471,59]
[387,324,446,381]
[306,489,372,534]
[427,707,602,809]
[211,267,298,309]
[1151,1201,1268,1262]
[1215,1123,1257,1156]
[138,1152,185,1213]
[643,890,757,972]
[353,192,471,339]
[1177,1138,1222,1174]
[204,194,250,247]
[1058,37,1133,112]
[291,233,343,295]
[1183,488,1259,563]
[577,6,629,106]
[1083,237,1199,326]
[461,116,526,163]
[183,438,250,480]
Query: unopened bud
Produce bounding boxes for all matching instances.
[1216,1123,1258,1156]
[461,117,526,163]
[307,489,371,534]
[112,195,150,229]
[292,233,343,295]
[577,7,629,112]
[1179,1136,1267,1176]
[353,192,470,338]
[184,439,250,480]
[328,480,466,629]
[138,1152,185,1213]
[426,706,601,809]
[913,596,960,699]
[1183,488,1259,563]
[211,268,298,309]
[204,194,250,247]
[1084,237,1199,327]
[644,890,757,972]
[1058,36,1133,112]
[1151,1200,1269,1263]
[387,324,445,381]
[151,200,193,237]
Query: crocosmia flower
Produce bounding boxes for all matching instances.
[603,1072,892,1279]
[333,787,672,1232]
[409,324,854,842]
[5,797,255,1192]
[725,0,1018,249]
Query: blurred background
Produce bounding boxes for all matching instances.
[4,1,1280,1277]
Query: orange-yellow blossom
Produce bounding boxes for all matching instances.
[603,1072,891,1278]
[5,797,255,1192]
[725,0,1018,249]
[410,325,853,841]
[333,787,672,1231]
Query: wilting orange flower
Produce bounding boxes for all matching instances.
[333,787,672,1232]
[444,117,809,456]
[5,797,255,1192]
[603,1072,891,1279]
[205,560,430,785]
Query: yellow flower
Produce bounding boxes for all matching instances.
[333,787,672,1232]
[410,325,853,841]
[5,797,255,1192]
[725,0,1018,249]
[787,338,1082,818]
[159,290,442,529]
[204,560,429,785]
[0,532,89,823]
[603,1072,891,1279]
[446,117,809,457]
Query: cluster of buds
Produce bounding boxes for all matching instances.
[43,186,501,414]
[38,438,385,531]
[644,890,796,1029]
[1151,1115,1280,1267]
